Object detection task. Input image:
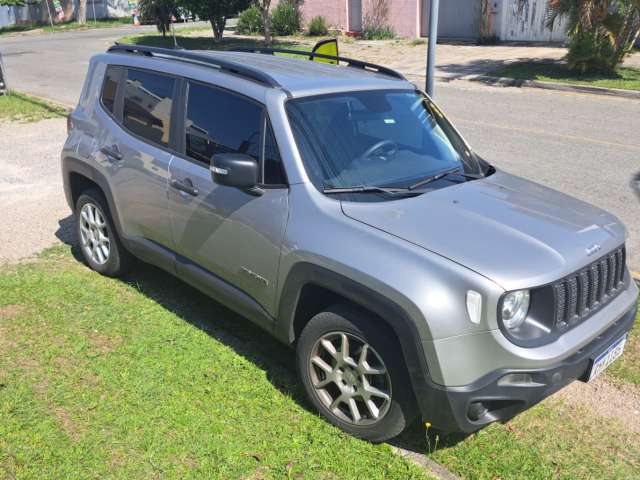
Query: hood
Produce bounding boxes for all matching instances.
[341,171,626,291]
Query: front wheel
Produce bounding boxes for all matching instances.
[296,305,417,442]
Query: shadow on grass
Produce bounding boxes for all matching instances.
[435,57,562,80]
[485,60,640,89]
[55,213,472,455]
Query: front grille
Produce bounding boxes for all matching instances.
[553,245,626,328]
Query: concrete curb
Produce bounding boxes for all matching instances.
[391,446,462,480]
[468,74,640,99]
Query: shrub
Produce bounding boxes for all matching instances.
[476,34,499,45]
[361,25,395,40]
[270,1,301,36]
[361,0,394,40]
[236,4,263,35]
[565,30,617,74]
[547,0,640,75]
[307,15,328,36]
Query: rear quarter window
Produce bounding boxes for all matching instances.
[122,68,175,148]
[100,65,122,114]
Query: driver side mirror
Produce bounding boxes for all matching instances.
[210,153,262,195]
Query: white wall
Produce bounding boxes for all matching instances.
[497,0,566,42]
[1,0,129,29]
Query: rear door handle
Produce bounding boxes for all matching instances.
[170,178,199,197]
[100,145,123,161]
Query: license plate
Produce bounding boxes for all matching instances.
[587,335,627,382]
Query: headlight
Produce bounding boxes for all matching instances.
[501,289,530,330]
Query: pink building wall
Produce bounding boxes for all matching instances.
[362,0,418,38]
[272,0,347,31]
[271,0,421,37]
[297,0,347,30]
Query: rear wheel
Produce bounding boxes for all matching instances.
[75,189,131,277]
[296,305,417,442]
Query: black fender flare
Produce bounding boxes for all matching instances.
[62,156,125,237]
[275,262,435,413]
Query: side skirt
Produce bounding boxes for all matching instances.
[124,236,276,335]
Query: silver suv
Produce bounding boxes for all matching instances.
[62,45,638,442]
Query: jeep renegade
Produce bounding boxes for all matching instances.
[62,45,639,442]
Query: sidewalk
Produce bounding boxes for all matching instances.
[337,40,640,81]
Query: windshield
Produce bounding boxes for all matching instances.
[287,90,489,192]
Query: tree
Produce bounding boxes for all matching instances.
[0,0,26,5]
[179,0,250,41]
[61,0,74,21]
[253,0,273,44]
[77,0,87,24]
[547,0,640,73]
[139,0,180,37]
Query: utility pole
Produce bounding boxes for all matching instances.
[425,0,440,97]
[0,52,7,94]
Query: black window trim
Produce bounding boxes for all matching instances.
[261,114,288,188]
[176,78,288,189]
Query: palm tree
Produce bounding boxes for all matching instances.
[547,0,640,73]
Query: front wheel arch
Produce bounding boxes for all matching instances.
[276,263,433,417]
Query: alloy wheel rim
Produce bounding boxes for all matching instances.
[309,331,392,426]
[79,203,110,265]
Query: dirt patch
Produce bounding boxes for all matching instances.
[242,466,271,480]
[555,377,640,433]
[52,405,83,441]
[0,324,18,351]
[89,330,121,355]
[0,118,71,263]
[0,304,25,320]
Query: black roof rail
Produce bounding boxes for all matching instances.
[230,47,406,81]
[107,44,281,88]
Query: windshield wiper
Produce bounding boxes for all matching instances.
[323,185,414,195]
[408,167,482,191]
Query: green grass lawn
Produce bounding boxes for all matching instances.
[0,18,132,36]
[0,91,68,122]
[488,61,640,91]
[608,299,640,386]
[1,247,639,479]
[117,32,313,55]
[0,247,430,480]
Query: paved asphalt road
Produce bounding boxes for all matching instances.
[1,27,639,273]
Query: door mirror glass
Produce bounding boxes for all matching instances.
[210,153,259,190]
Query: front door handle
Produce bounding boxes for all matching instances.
[170,178,199,197]
[100,145,123,161]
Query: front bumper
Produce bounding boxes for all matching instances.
[419,300,637,433]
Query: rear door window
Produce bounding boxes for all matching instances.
[123,68,175,148]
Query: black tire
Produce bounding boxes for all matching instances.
[297,304,417,443]
[75,188,132,277]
